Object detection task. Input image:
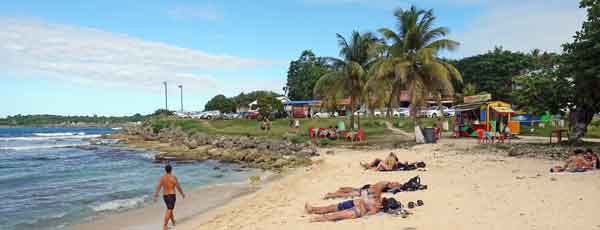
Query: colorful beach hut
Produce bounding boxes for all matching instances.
[454,94,520,137]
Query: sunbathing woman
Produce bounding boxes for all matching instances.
[360,152,399,171]
[551,149,595,172]
[323,181,400,199]
[361,153,426,172]
[305,196,399,222]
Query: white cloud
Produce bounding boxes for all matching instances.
[167,4,222,21]
[0,18,278,91]
[450,0,586,57]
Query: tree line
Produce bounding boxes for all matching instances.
[0,114,147,126]
[283,2,599,143]
[203,90,281,113]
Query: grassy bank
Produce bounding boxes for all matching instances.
[147,116,400,146]
[518,120,600,139]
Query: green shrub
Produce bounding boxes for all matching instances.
[591,119,600,127]
[174,119,202,132]
[291,133,305,144]
[319,139,331,146]
[151,120,170,133]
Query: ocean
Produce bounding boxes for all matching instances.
[0,127,258,230]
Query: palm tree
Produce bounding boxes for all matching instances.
[371,5,462,134]
[314,31,380,129]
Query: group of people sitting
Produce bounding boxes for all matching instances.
[310,126,366,142]
[551,148,599,173]
[316,126,339,140]
[305,152,428,222]
[360,152,426,172]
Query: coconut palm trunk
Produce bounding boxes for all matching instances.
[569,106,595,144]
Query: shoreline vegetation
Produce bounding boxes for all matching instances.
[107,116,600,170]
[0,114,146,128]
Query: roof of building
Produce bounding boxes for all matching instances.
[283,100,321,105]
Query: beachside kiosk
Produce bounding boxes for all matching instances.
[454,94,520,137]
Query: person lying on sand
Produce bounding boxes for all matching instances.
[360,152,399,171]
[361,153,426,172]
[323,181,400,199]
[323,176,428,199]
[305,197,400,222]
[551,149,597,173]
[584,148,599,169]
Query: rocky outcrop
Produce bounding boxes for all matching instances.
[120,125,318,171]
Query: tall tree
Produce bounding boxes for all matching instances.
[231,91,280,109]
[256,95,284,120]
[453,47,534,102]
[285,50,331,100]
[314,31,380,129]
[372,6,462,127]
[204,94,236,112]
[513,67,573,115]
[561,0,600,143]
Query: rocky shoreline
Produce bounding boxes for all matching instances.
[106,125,319,171]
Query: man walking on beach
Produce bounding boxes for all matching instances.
[153,164,185,230]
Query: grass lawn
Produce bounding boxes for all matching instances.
[518,119,600,139]
[148,116,395,145]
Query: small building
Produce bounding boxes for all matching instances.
[454,94,520,137]
[283,100,321,118]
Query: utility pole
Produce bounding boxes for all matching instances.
[178,84,183,112]
[163,81,168,111]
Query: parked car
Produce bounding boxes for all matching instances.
[418,106,445,118]
[202,110,222,120]
[292,107,307,118]
[394,107,410,118]
[443,106,456,117]
[373,109,384,117]
[222,112,239,120]
[191,111,207,119]
[245,111,260,120]
[373,108,398,118]
[313,111,338,118]
[353,108,367,117]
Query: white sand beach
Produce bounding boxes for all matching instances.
[173,138,600,230]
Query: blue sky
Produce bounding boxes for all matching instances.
[0,0,585,117]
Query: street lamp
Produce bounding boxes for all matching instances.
[178,85,183,112]
[163,81,168,111]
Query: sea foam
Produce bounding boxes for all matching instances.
[91,196,147,212]
[0,144,85,151]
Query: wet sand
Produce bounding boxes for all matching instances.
[73,183,259,230]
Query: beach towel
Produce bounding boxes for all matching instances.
[549,169,597,175]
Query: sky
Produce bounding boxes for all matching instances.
[0,0,586,117]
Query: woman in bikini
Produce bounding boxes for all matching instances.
[360,152,399,171]
[305,197,399,222]
[322,181,401,199]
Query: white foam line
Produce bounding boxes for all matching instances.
[0,144,85,151]
[0,134,101,141]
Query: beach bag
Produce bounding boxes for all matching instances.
[399,176,421,191]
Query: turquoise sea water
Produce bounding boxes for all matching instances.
[0,128,257,230]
